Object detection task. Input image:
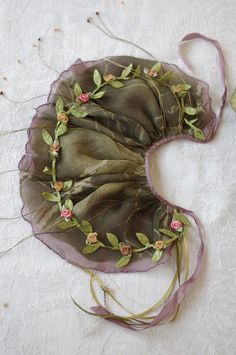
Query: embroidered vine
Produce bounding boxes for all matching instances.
[41,61,198,268]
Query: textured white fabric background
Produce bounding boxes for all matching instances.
[0,0,236,354]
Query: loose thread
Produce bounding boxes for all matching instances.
[0,122,55,136]
[0,218,74,258]
[0,92,49,104]
[0,205,49,221]
[0,169,19,175]
[37,37,61,75]
[95,11,118,37]
[87,12,157,60]
[0,234,33,257]
[0,29,71,106]
[0,91,73,105]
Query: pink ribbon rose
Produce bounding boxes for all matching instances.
[78,93,90,103]
[60,209,73,219]
[170,220,183,232]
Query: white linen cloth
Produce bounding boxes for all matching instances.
[0,0,235,354]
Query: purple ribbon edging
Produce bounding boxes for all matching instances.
[179,32,227,136]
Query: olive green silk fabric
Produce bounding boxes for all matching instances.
[19,56,213,272]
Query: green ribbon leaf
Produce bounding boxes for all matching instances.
[68,105,88,118]
[63,180,73,191]
[181,84,191,91]
[106,233,119,248]
[42,129,53,146]
[42,192,60,202]
[74,83,82,97]
[151,62,161,73]
[64,198,73,211]
[176,84,191,91]
[56,122,67,137]
[110,81,124,88]
[173,212,191,226]
[91,91,105,99]
[132,64,141,78]
[189,118,198,124]
[136,232,150,246]
[93,69,102,88]
[82,242,101,254]
[42,166,52,175]
[121,63,133,78]
[81,220,93,235]
[184,106,197,115]
[57,220,76,230]
[177,91,188,98]
[116,254,132,268]
[158,228,179,238]
[152,249,163,263]
[194,128,205,140]
[159,71,173,82]
[55,96,64,114]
